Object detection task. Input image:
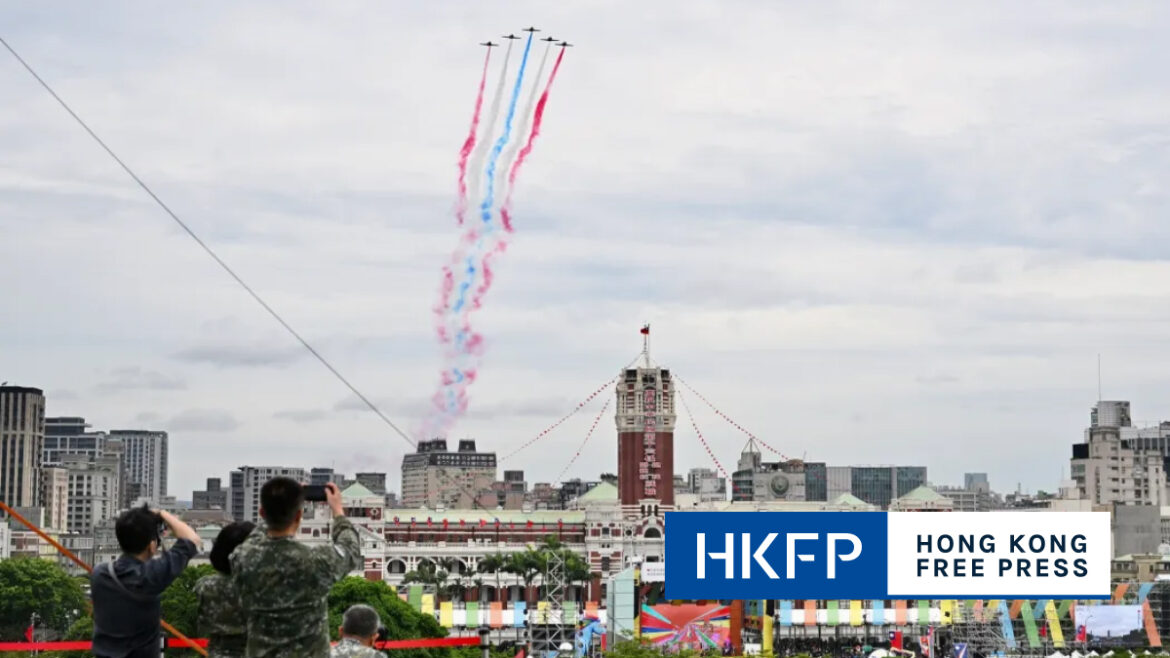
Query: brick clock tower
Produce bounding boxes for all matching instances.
[616,326,676,507]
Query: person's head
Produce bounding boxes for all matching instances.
[209,521,256,574]
[339,604,381,647]
[115,505,163,559]
[260,476,304,532]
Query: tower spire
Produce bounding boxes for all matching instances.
[640,323,650,368]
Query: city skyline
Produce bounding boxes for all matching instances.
[7,2,1170,499]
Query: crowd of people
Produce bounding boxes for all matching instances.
[89,477,373,658]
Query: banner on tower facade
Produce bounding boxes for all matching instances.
[664,511,1110,600]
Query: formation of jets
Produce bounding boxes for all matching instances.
[482,28,572,48]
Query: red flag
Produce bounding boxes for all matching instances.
[459,519,465,526]
[479,519,487,528]
[442,519,449,528]
[526,520,534,528]
[889,631,903,650]
[25,625,33,642]
[640,324,650,335]
[1076,625,1087,642]
[1040,622,1047,638]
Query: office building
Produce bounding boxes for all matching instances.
[230,466,308,523]
[615,359,676,508]
[400,439,496,508]
[42,466,69,531]
[0,386,46,509]
[964,472,990,493]
[1071,424,1167,506]
[817,464,928,509]
[804,462,827,501]
[193,477,228,510]
[686,467,727,502]
[731,440,807,502]
[355,472,387,496]
[43,417,109,464]
[109,430,168,505]
[1092,401,1132,429]
[62,453,122,533]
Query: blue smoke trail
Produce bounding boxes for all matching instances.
[449,32,532,317]
[478,32,533,229]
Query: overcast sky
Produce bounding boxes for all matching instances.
[5,2,1170,501]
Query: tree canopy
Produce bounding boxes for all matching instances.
[0,557,87,641]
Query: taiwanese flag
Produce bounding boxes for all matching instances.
[526,520,534,528]
[392,516,399,524]
[640,324,650,335]
[25,625,33,642]
[889,631,903,650]
[1076,625,1087,642]
[426,517,433,526]
[459,519,465,526]
[479,519,487,528]
[919,636,930,657]
[1039,622,1047,638]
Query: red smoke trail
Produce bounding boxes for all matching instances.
[455,50,492,226]
[500,47,566,231]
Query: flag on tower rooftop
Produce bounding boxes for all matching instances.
[640,324,650,335]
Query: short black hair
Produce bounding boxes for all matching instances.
[260,476,304,530]
[115,506,161,554]
[342,604,381,638]
[209,521,255,574]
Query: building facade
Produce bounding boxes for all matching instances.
[685,467,727,502]
[355,472,387,496]
[62,453,122,533]
[229,466,308,523]
[0,386,46,509]
[43,417,109,464]
[193,477,228,510]
[1071,425,1167,506]
[42,466,69,531]
[108,430,167,506]
[400,439,496,509]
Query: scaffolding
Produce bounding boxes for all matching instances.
[947,603,1011,658]
[531,550,571,657]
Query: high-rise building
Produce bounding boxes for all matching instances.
[42,466,69,531]
[355,472,387,496]
[229,466,308,523]
[615,362,675,508]
[399,439,496,508]
[62,453,122,533]
[229,470,245,522]
[193,477,228,510]
[0,386,46,509]
[310,467,337,486]
[43,417,108,464]
[1092,401,1132,429]
[805,462,828,501]
[109,430,168,505]
[1071,425,1166,506]
[964,472,990,493]
[686,467,727,502]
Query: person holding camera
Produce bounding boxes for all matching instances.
[91,506,203,658]
[331,605,387,658]
[232,478,362,657]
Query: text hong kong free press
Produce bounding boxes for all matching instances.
[663,511,1111,600]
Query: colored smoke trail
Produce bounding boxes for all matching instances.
[501,46,567,231]
[454,49,492,226]
[478,32,533,231]
[464,40,513,224]
[423,31,563,440]
[494,42,552,223]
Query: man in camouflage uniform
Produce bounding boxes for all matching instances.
[232,478,362,657]
[331,605,386,658]
[195,521,255,657]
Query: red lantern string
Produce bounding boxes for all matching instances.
[502,375,616,461]
[675,374,790,460]
[676,388,733,485]
[556,391,613,483]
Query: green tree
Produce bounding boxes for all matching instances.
[477,553,508,603]
[328,577,451,658]
[605,640,702,658]
[160,564,216,656]
[0,558,87,641]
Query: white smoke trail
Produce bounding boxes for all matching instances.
[493,42,551,217]
[464,40,513,214]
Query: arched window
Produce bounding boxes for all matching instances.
[644,527,661,539]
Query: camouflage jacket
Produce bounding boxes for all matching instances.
[194,573,247,658]
[231,515,363,658]
[330,637,386,658]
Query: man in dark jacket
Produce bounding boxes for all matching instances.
[91,506,202,658]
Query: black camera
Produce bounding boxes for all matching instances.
[376,626,388,643]
[304,484,328,502]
